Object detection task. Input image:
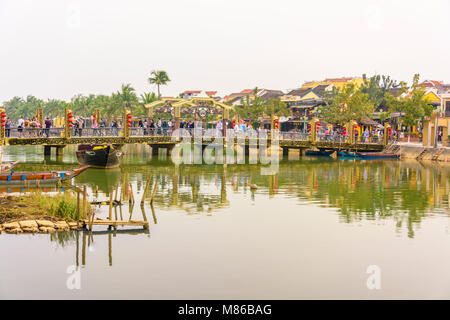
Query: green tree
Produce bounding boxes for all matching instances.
[386,74,434,142]
[44,99,70,118]
[236,87,266,127]
[361,74,400,107]
[148,70,171,98]
[264,98,291,118]
[321,84,374,125]
[137,92,158,116]
[112,84,139,114]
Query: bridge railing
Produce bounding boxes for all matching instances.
[280,132,309,141]
[6,127,64,138]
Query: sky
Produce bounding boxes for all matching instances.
[0,0,449,102]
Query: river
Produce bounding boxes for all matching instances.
[0,145,449,299]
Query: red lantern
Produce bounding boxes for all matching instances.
[1,119,6,123]
[127,114,132,119]
[68,113,73,118]
[127,119,132,123]
[1,112,6,118]
[93,114,96,118]
[69,123,73,127]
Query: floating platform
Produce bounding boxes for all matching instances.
[82,219,148,229]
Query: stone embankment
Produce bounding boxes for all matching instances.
[385,143,450,162]
[0,219,81,234]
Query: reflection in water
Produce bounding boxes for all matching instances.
[4,145,450,239]
[2,145,450,299]
[50,229,150,267]
[96,159,448,238]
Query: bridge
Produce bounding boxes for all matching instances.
[0,104,388,157]
[2,127,384,157]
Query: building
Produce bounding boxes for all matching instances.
[223,88,284,106]
[300,77,364,90]
[181,90,219,100]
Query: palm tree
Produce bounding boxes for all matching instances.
[115,83,138,112]
[137,92,158,116]
[148,70,170,99]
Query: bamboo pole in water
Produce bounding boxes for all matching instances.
[129,183,135,205]
[76,191,80,228]
[114,183,119,202]
[83,185,87,220]
[150,181,159,204]
[141,176,152,205]
[108,233,112,266]
[150,203,157,224]
[82,232,86,266]
[109,186,113,220]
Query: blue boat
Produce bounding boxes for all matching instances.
[338,151,359,158]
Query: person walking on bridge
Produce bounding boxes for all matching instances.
[44,117,52,138]
[17,116,24,137]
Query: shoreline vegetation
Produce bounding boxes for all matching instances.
[0,192,93,234]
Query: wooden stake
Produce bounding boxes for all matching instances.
[108,186,113,220]
[114,183,119,202]
[129,183,135,204]
[150,181,158,204]
[150,203,157,224]
[76,191,80,228]
[141,176,152,205]
[82,231,86,266]
[108,233,112,266]
[83,185,87,220]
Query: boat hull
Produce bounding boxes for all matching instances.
[356,152,399,159]
[76,145,123,168]
[305,150,333,157]
[0,166,90,186]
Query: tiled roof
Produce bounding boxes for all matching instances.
[419,80,444,87]
[205,91,217,96]
[323,77,353,83]
[287,88,311,97]
[182,90,202,94]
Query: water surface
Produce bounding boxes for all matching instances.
[1,145,449,299]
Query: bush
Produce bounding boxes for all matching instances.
[29,192,92,220]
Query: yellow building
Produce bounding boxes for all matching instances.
[424,89,441,105]
[301,77,364,90]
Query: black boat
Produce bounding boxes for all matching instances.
[76,144,124,168]
[305,150,334,157]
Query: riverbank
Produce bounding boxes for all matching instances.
[0,193,92,234]
[391,143,450,162]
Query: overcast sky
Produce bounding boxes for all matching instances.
[0,0,449,102]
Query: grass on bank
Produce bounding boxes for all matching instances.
[0,192,93,224]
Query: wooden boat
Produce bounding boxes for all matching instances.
[0,166,90,186]
[0,160,19,172]
[356,152,400,159]
[305,150,334,157]
[76,144,123,168]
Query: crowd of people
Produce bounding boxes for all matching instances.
[1,116,416,144]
